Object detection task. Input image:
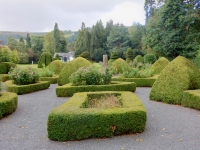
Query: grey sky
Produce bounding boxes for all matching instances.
[0,0,145,32]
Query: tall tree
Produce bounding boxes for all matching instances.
[26,33,31,48]
[19,36,24,43]
[7,36,17,50]
[42,31,54,55]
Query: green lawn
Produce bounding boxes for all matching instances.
[17,64,38,69]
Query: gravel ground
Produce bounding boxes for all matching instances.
[0,85,200,150]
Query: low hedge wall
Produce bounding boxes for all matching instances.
[56,81,136,97]
[111,75,158,87]
[39,76,58,84]
[5,80,50,95]
[0,74,9,82]
[181,90,200,110]
[0,92,18,119]
[47,91,147,141]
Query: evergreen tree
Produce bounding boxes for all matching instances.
[9,49,20,63]
[19,36,24,43]
[7,36,17,50]
[26,33,31,48]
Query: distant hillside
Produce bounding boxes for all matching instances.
[0,30,78,45]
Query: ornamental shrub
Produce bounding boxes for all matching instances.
[47,60,65,75]
[1,62,17,73]
[150,56,200,104]
[126,48,134,63]
[39,65,54,77]
[109,51,118,64]
[110,58,131,74]
[54,54,61,60]
[150,57,169,74]
[58,57,92,86]
[38,52,53,68]
[0,63,7,74]
[80,51,90,60]
[144,54,157,64]
[134,55,143,64]
[9,67,39,85]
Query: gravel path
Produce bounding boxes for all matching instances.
[0,85,200,150]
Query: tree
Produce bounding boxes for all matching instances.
[26,33,31,48]
[7,36,17,50]
[31,36,44,61]
[42,31,54,55]
[9,49,20,63]
[19,36,24,43]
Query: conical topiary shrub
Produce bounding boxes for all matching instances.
[58,57,92,86]
[108,51,118,64]
[150,56,200,104]
[126,48,134,63]
[111,58,131,74]
[38,52,53,68]
[150,57,169,74]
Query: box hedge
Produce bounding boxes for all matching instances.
[58,57,92,86]
[56,81,136,97]
[181,90,200,110]
[150,57,169,74]
[39,76,58,84]
[0,74,9,82]
[112,75,158,87]
[0,92,18,119]
[47,91,147,141]
[5,80,50,95]
[150,56,200,104]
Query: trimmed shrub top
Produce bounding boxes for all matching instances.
[1,62,17,73]
[38,52,53,68]
[110,58,131,74]
[58,57,92,86]
[150,56,200,104]
[126,48,134,62]
[0,63,7,74]
[80,51,90,60]
[144,54,157,64]
[47,60,65,75]
[134,55,143,64]
[150,57,169,74]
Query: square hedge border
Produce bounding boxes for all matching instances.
[182,90,200,110]
[5,80,50,95]
[0,74,10,82]
[56,81,136,97]
[47,91,147,141]
[111,75,158,87]
[0,92,18,119]
[39,76,58,84]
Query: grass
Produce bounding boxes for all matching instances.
[17,64,38,69]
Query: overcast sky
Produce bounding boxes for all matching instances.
[0,0,145,32]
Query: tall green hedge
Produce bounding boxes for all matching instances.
[58,57,92,86]
[38,52,53,68]
[182,90,200,110]
[0,63,7,74]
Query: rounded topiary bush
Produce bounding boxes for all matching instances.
[54,54,61,60]
[144,54,157,64]
[47,60,65,75]
[111,58,131,74]
[38,52,53,68]
[150,57,169,74]
[58,57,92,86]
[109,51,118,64]
[1,62,17,73]
[126,48,134,63]
[134,55,143,64]
[80,51,90,60]
[0,63,7,74]
[150,56,200,104]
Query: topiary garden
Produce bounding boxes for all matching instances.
[38,52,53,68]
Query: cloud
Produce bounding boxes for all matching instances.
[0,0,145,32]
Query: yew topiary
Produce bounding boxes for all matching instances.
[144,54,157,64]
[47,60,65,75]
[0,63,7,74]
[150,57,169,74]
[150,56,200,104]
[58,57,92,86]
[111,58,131,74]
[126,48,134,63]
[134,55,143,64]
[38,52,53,68]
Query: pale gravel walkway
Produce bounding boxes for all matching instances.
[0,85,200,150]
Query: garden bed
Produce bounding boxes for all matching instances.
[39,76,58,84]
[111,75,158,87]
[47,91,147,141]
[0,92,18,119]
[5,80,50,95]
[56,81,136,97]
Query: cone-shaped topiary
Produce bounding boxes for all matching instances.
[109,51,118,64]
[150,57,169,74]
[126,48,134,63]
[47,60,66,75]
[144,54,157,64]
[111,58,131,74]
[38,52,53,68]
[150,56,200,104]
[58,57,92,86]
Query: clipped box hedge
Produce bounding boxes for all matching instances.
[56,81,136,97]
[47,91,147,141]
[112,75,158,87]
[0,92,18,119]
[0,74,9,82]
[5,80,50,95]
[39,76,58,84]
[181,90,200,110]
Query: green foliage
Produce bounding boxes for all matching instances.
[110,58,131,74]
[126,48,134,63]
[0,92,18,118]
[80,51,90,60]
[150,57,169,74]
[134,55,143,63]
[38,52,53,68]
[47,60,65,75]
[182,90,200,110]
[0,46,11,62]
[191,57,200,68]
[0,75,2,96]
[9,67,39,85]
[18,52,29,64]
[0,63,7,74]
[39,66,54,77]
[56,81,136,97]
[48,91,146,141]
[0,74,9,82]
[9,49,20,63]
[42,31,54,55]
[58,57,92,86]
[1,62,17,73]
[54,54,61,60]
[26,33,31,48]
[5,80,50,95]
[144,54,157,64]
[69,66,112,86]
[39,76,58,84]
[150,56,200,104]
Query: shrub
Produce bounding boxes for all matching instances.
[191,56,200,68]
[134,55,143,64]
[39,65,54,77]
[8,67,39,85]
[150,56,200,104]
[108,51,118,64]
[150,57,169,74]
[47,60,65,75]
[110,58,131,74]
[126,48,134,63]
[58,57,92,86]
[0,75,2,96]
[39,76,58,84]
[0,92,18,119]
[48,91,146,141]
[38,52,53,68]
[0,63,7,74]
[80,51,90,60]
[1,62,17,73]
[54,54,61,60]
[144,54,157,64]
